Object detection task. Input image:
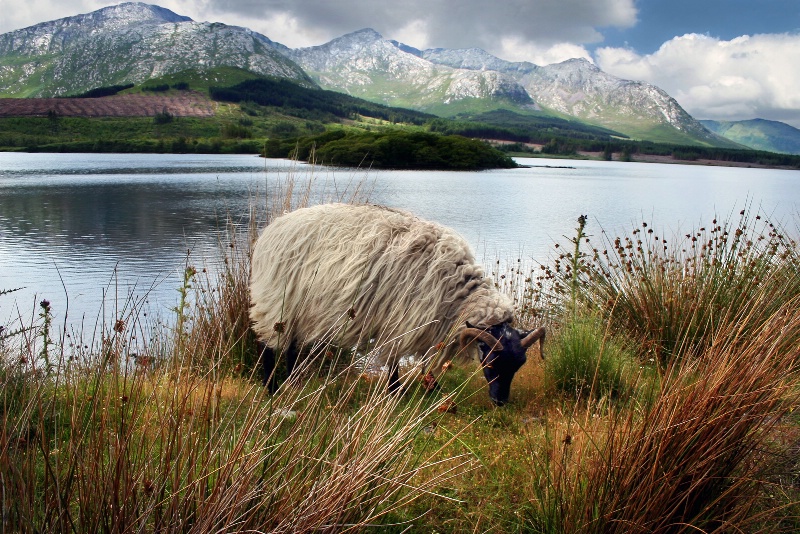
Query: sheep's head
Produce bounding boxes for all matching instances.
[460,321,546,406]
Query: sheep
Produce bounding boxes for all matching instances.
[249,203,545,406]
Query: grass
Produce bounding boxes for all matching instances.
[3,182,800,531]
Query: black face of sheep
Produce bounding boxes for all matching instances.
[461,322,546,406]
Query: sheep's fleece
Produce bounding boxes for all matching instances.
[250,203,514,367]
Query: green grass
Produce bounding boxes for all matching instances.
[545,315,635,400]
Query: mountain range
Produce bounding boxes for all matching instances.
[0,2,791,150]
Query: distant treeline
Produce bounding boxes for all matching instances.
[532,137,800,167]
[12,137,261,154]
[143,82,190,92]
[263,130,518,170]
[68,81,191,98]
[210,78,434,125]
[69,84,134,98]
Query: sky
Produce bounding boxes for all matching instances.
[1,0,800,126]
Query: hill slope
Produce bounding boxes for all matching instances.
[700,119,800,155]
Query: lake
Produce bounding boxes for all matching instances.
[1,152,799,333]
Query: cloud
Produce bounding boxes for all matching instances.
[498,38,594,65]
[596,33,800,127]
[2,0,635,64]
[1,0,97,32]
[194,0,637,55]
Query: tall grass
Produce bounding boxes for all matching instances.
[582,300,800,532]
[546,208,800,364]
[0,318,470,532]
[5,174,800,532]
[525,211,800,533]
[0,168,471,533]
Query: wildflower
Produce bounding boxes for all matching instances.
[438,400,457,414]
[273,321,286,333]
[113,319,125,333]
[422,372,439,392]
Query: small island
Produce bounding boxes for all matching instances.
[262,129,519,170]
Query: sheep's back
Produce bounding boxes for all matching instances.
[249,203,486,358]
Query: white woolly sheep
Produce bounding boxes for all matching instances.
[249,203,545,405]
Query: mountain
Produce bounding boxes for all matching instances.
[700,119,800,155]
[284,29,537,115]
[0,2,313,97]
[421,49,732,146]
[0,4,740,147]
[286,30,736,146]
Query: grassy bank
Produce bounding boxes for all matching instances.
[3,186,800,531]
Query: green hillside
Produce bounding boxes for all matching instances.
[701,119,800,155]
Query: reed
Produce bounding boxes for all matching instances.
[523,213,800,533]
[546,208,800,365]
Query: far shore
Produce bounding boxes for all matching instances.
[581,150,800,170]
[501,147,799,171]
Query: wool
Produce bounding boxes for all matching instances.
[250,203,514,369]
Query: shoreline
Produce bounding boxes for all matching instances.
[504,150,799,171]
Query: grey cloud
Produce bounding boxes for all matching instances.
[202,0,637,52]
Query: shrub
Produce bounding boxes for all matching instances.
[220,123,253,139]
[545,316,634,400]
[547,209,800,364]
[153,109,173,125]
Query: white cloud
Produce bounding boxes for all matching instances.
[596,33,800,127]
[499,38,593,65]
[392,19,431,51]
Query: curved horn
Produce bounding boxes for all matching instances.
[459,328,504,352]
[521,326,546,359]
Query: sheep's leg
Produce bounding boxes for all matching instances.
[387,362,401,393]
[259,341,279,394]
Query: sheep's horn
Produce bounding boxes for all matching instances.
[521,326,546,358]
[459,328,504,352]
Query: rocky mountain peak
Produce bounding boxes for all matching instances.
[78,3,192,27]
[422,47,539,75]
[324,28,384,48]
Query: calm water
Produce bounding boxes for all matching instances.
[1,152,799,331]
